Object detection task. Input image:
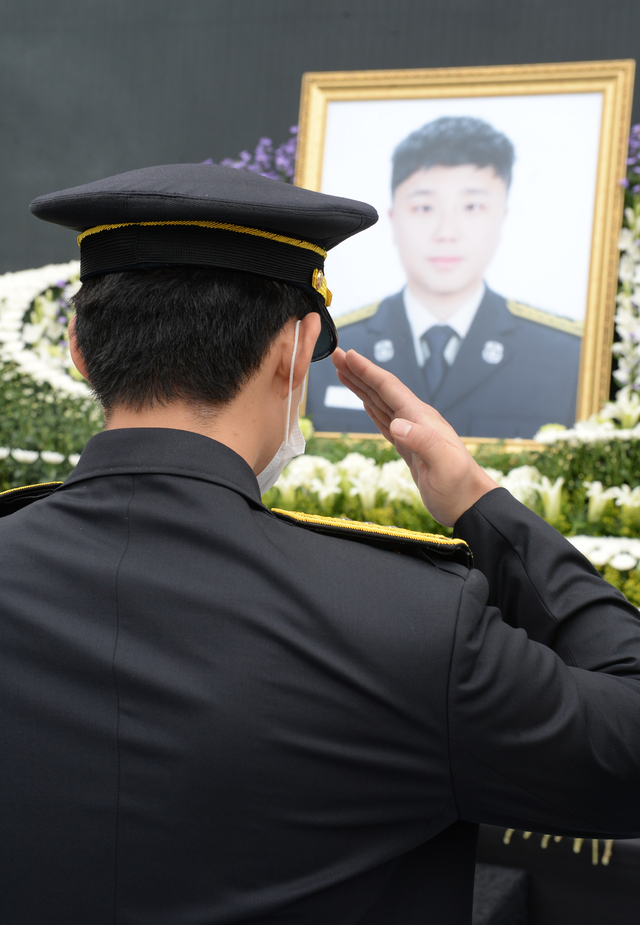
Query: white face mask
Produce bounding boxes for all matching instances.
[256,320,306,495]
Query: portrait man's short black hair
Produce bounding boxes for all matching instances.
[391,116,516,193]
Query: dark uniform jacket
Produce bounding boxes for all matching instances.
[306,288,582,438]
[1,427,640,925]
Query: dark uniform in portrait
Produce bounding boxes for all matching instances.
[306,287,582,437]
[1,164,639,925]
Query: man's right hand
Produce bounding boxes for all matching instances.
[331,348,498,527]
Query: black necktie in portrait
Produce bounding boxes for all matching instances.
[422,325,457,395]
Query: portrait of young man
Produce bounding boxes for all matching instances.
[306,116,583,438]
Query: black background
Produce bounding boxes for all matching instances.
[2,0,639,272]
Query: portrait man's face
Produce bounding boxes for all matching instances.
[390,164,508,305]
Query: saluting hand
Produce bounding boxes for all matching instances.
[331,348,498,527]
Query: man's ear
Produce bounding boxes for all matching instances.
[290,312,321,391]
[67,315,91,382]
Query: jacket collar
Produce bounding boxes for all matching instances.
[63,427,264,506]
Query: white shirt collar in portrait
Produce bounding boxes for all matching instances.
[403,283,486,368]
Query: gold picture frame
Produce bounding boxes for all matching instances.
[296,61,635,448]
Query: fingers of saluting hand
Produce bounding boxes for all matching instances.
[330,348,498,526]
[331,348,446,470]
[332,348,441,433]
[332,350,395,419]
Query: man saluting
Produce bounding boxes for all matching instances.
[0,163,638,924]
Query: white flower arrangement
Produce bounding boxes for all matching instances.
[568,535,640,571]
[0,260,88,398]
[612,201,640,400]
[0,447,81,468]
[273,452,422,518]
[273,455,640,578]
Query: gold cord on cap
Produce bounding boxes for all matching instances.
[76,220,327,258]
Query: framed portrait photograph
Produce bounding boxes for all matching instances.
[297,61,635,445]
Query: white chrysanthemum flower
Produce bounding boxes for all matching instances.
[567,535,602,560]
[378,458,422,508]
[615,291,634,313]
[619,227,636,251]
[0,447,10,460]
[574,418,617,440]
[68,453,81,467]
[500,466,542,506]
[11,449,39,464]
[619,252,636,283]
[584,544,615,567]
[609,552,638,572]
[280,455,332,483]
[536,423,568,439]
[273,455,334,505]
[573,536,640,568]
[335,452,377,479]
[40,451,65,465]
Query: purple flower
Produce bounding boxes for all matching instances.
[206,127,298,183]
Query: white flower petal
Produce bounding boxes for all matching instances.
[40,451,65,464]
[10,449,39,464]
[609,552,638,571]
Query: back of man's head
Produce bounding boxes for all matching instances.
[391,116,515,193]
[30,163,378,418]
[71,267,314,415]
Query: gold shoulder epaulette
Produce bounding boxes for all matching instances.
[0,481,63,517]
[506,299,583,337]
[335,301,381,330]
[271,508,472,567]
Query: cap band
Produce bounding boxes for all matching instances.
[76,221,338,360]
[77,220,327,258]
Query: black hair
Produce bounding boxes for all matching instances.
[391,116,515,193]
[71,266,314,414]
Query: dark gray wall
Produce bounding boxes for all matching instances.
[2,0,640,271]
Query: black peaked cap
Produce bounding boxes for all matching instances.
[30,163,377,248]
[30,164,378,361]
